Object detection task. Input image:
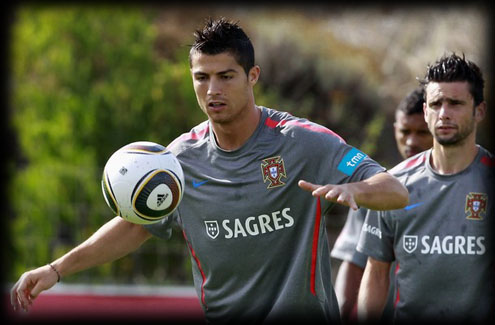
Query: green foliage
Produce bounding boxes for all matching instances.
[9,6,203,284]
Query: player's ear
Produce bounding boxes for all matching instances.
[474,102,486,123]
[248,65,260,85]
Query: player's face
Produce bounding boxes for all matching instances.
[190,51,259,125]
[394,111,432,159]
[424,81,484,147]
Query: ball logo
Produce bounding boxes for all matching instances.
[156,193,168,207]
[403,235,418,253]
[465,192,487,220]
[205,221,219,239]
[261,156,287,189]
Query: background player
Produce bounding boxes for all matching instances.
[10,18,408,323]
[330,87,432,323]
[357,53,493,323]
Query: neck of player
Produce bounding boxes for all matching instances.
[212,105,262,151]
[430,133,478,175]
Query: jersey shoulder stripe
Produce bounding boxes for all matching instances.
[168,121,210,153]
[263,108,345,143]
[481,153,495,167]
[389,151,428,176]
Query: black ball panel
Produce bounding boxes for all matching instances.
[102,172,119,216]
[133,170,181,219]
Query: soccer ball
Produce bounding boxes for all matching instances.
[101,141,185,225]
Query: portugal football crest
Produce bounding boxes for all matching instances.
[261,156,287,189]
[465,192,487,220]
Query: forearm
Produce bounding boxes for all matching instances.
[334,261,364,322]
[353,172,408,210]
[357,258,390,322]
[51,217,152,278]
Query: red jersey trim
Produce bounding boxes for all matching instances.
[395,153,426,171]
[169,124,210,148]
[264,117,345,143]
[481,155,495,167]
[310,197,322,296]
[394,262,400,308]
[182,230,208,309]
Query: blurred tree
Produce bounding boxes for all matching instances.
[8,6,204,284]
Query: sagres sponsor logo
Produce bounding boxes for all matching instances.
[205,220,219,239]
[403,235,418,253]
[362,222,382,239]
[465,192,487,220]
[204,208,294,240]
[261,156,287,189]
[403,235,486,255]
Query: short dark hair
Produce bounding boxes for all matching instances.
[419,53,484,106]
[189,17,255,75]
[396,87,424,116]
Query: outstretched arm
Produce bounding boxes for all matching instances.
[10,217,152,312]
[298,172,408,210]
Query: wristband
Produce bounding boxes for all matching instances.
[48,263,61,282]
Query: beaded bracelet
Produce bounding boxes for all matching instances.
[48,263,61,282]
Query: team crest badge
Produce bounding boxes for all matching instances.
[465,192,487,220]
[261,156,287,189]
[403,235,418,253]
[205,221,219,239]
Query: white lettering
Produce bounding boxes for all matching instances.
[245,216,259,236]
[282,208,294,227]
[416,235,485,255]
[441,236,453,254]
[272,211,283,230]
[477,237,486,255]
[361,223,382,239]
[421,235,430,254]
[467,236,476,255]
[430,237,442,254]
[223,220,233,239]
[234,219,247,238]
[258,214,273,234]
[214,208,296,240]
[455,236,466,254]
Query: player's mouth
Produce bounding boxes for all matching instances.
[436,124,457,134]
[208,101,227,112]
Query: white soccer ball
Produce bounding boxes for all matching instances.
[101,141,185,225]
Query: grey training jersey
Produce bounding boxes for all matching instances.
[331,207,368,268]
[145,106,386,323]
[357,147,494,323]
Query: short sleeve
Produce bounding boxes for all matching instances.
[357,209,395,262]
[143,211,178,240]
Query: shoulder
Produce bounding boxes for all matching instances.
[478,146,495,168]
[262,106,346,144]
[388,150,429,178]
[167,120,210,156]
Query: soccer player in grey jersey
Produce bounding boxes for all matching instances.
[357,53,494,323]
[10,18,409,324]
[330,88,432,323]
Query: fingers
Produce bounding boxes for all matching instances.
[298,180,333,197]
[10,275,33,312]
[299,180,358,210]
[10,265,57,313]
[297,180,319,194]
